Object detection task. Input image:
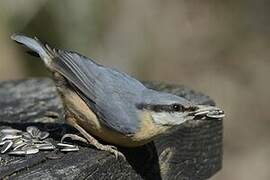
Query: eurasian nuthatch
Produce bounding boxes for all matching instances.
[11,34,225,158]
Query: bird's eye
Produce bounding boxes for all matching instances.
[172,104,183,111]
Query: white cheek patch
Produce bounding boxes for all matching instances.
[151,112,187,125]
[151,112,170,125]
[152,112,175,125]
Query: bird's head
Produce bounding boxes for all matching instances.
[137,90,225,127]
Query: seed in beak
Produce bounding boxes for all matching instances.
[193,105,225,120]
[206,110,225,119]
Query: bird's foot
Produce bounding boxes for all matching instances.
[61,133,125,159]
[64,115,126,159]
[94,143,125,160]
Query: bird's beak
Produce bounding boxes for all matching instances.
[189,105,225,120]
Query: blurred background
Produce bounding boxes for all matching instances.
[0,0,269,179]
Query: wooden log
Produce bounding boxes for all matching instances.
[0,78,223,180]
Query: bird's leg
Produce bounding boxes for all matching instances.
[52,73,125,159]
[64,115,125,159]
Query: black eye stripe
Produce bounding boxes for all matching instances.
[136,103,185,112]
[172,104,183,111]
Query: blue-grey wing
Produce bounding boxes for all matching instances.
[10,34,143,134]
[52,50,145,135]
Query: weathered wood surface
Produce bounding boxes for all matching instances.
[0,78,223,180]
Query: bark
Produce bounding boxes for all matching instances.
[0,78,222,180]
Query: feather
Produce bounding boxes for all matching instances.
[12,34,146,134]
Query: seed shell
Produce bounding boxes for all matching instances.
[1,140,13,153]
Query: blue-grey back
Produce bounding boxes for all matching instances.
[11,34,146,134]
[53,50,146,134]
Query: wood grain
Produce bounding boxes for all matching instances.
[0,78,223,180]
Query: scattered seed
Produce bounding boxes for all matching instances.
[1,134,22,141]
[1,140,13,153]
[60,146,79,152]
[21,132,32,141]
[36,143,55,150]
[58,142,80,152]
[13,142,27,151]
[57,143,76,148]
[1,129,22,134]
[25,147,39,155]
[8,150,26,155]
[0,126,80,155]
[12,139,24,147]
[0,141,6,146]
[21,144,35,151]
[26,126,40,138]
[39,131,50,140]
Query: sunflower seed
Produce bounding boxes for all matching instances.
[21,132,32,141]
[1,129,22,135]
[0,141,6,146]
[31,139,43,143]
[206,110,225,119]
[25,147,39,155]
[8,150,26,155]
[60,146,79,152]
[19,144,39,154]
[57,143,77,148]
[21,144,35,150]
[38,131,50,140]
[36,143,55,150]
[57,142,79,152]
[0,126,81,155]
[12,138,24,147]
[26,126,40,138]
[1,140,13,153]
[194,111,209,116]
[1,134,22,141]
[13,142,27,151]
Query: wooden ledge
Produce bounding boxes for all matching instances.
[0,78,223,180]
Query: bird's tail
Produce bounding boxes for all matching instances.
[11,33,53,67]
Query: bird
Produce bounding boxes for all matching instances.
[11,34,225,158]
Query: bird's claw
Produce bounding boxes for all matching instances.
[100,145,125,160]
[61,134,125,160]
